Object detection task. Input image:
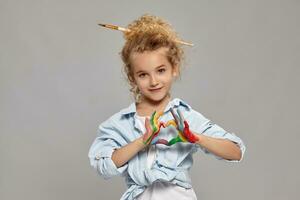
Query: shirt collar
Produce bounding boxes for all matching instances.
[120,98,191,116]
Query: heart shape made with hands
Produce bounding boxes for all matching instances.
[142,108,199,146]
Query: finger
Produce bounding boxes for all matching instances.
[168,136,184,146]
[143,119,151,144]
[177,108,185,123]
[183,120,189,129]
[170,108,179,125]
[176,109,186,132]
[153,111,163,131]
[151,137,159,145]
[155,111,164,120]
[145,117,152,133]
[165,119,177,128]
[150,111,156,129]
[159,122,166,128]
[155,139,169,145]
[173,109,184,131]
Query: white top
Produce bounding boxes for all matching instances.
[134,115,198,200]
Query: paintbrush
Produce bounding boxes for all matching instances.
[98,23,194,46]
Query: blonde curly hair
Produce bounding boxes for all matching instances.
[119,14,185,102]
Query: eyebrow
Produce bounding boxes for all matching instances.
[135,64,165,74]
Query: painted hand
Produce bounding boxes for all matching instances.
[142,111,165,146]
[169,108,199,144]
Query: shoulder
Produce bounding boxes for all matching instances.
[172,97,208,121]
[97,103,135,131]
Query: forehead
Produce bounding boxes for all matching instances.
[130,47,170,72]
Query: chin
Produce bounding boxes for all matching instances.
[145,93,169,103]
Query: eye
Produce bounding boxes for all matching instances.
[158,68,166,73]
[138,73,146,78]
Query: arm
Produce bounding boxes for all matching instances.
[178,108,246,162]
[195,133,242,161]
[88,121,142,179]
[112,114,163,167]
[111,136,145,168]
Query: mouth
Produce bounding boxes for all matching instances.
[149,87,163,92]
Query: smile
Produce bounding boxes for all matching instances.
[149,87,162,92]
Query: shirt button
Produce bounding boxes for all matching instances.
[95,154,101,160]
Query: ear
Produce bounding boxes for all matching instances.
[129,75,137,85]
[172,65,179,77]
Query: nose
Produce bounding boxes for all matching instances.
[149,75,159,87]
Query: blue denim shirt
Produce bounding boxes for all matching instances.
[88,98,246,200]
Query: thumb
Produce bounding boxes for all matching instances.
[145,117,152,133]
[183,121,189,129]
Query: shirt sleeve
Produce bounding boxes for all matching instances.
[88,120,128,179]
[188,109,246,163]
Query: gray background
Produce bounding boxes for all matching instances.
[1,0,299,199]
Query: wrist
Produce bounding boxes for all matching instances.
[136,136,147,150]
[194,133,204,146]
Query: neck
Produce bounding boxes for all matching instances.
[136,94,171,116]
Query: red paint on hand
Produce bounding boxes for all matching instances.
[183,121,199,143]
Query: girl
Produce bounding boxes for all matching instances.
[88,14,246,200]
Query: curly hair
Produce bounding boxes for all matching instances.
[119,14,185,102]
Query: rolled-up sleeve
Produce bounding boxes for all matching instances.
[189,109,246,162]
[88,121,128,179]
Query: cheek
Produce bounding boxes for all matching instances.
[135,79,148,89]
[162,75,174,84]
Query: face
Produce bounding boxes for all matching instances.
[130,47,178,104]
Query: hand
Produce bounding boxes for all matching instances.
[170,108,199,143]
[142,111,165,146]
